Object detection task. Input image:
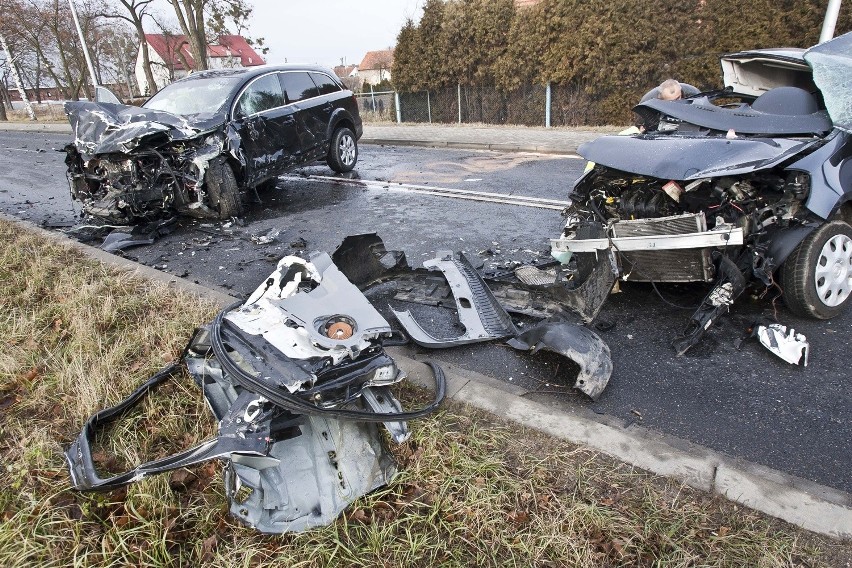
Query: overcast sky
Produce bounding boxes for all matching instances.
[226,0,424,68]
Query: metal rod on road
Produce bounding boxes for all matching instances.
[285,174,569,211]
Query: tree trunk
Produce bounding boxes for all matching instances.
[134,20,158,94]
[169,0,208,70]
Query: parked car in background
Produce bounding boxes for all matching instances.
[64,65,362,222]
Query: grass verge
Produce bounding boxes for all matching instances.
[0,218,849,567]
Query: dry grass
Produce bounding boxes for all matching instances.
[0,218,849,567]
[3,104,68,123]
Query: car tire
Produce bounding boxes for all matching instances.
[327,127,357,173]
[781,220,852,319]
[205,158,243,219]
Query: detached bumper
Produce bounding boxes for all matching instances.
[550,226,744,254]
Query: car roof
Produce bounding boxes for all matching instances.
[175,64,338,83]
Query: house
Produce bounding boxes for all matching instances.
[333,64,360,91]
[357,49,394,87]
[135,34,265,94]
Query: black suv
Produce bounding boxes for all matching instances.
[64,65,362,221]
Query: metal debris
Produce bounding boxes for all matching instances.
[756,323,810,366]
[66,252,445,534]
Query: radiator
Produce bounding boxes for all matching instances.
[612,213,715,282]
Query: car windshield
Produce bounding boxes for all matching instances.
[143,76,242,116]
[805,31,852,132]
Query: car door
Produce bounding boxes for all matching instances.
[309,71,346,149]
[279,71,324,159]
[231,72,299,186]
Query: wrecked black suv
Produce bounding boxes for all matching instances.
[64,65,362,221]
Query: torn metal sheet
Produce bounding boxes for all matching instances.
[66,252,445,534]
[507,322,613,400]
[757,323,809,366]
[392,251,518,348]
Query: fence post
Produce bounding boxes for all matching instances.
[457,83,462,124]
[427,90,432,123]
[370,84,376,112]
[395,92,401,124]
[545,81,552,128]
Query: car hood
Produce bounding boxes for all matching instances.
[805,31,852,132]
[65,101,226,155]
[578,135,822,180]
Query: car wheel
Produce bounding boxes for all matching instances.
[205,158,243,218]
[328,127,357,173]
[781,220,852,319]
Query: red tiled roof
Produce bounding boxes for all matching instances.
[358,49,394,71]
[333,64,358,79]
[144,34,264,70]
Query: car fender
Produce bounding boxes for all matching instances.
[325,107,358,142]
[766,224,818,268]
[786,130,852,219]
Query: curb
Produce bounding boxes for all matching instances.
[0,122,70,133]
[2,214,851,540]
[0,123,582,157]
[360,137,581,156]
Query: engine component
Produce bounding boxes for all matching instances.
[617,186,680,219]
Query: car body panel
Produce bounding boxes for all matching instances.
[576,135,822,181]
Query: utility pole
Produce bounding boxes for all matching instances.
[819,0,842,43]
[0,30,36,121]
[68,0,99,94]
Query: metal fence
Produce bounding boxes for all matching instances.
[354,90,396,123]
[356,82,596,127]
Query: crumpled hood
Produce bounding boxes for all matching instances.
[578,135,823,180]
[65,101,226,155]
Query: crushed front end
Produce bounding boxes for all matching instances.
[64,101,236,222]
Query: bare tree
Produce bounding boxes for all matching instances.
[102,0,159,95]
[166,0,262,72]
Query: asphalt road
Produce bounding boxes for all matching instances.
[1,130,849,494]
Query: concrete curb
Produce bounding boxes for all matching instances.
[361,137,581,156]
[0,122,582,156]
[2,212,850,540]
[0,122,70,133]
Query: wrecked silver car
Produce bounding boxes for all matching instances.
[551,33,852,354]
[64,66,362,222]
[66,252,443,534]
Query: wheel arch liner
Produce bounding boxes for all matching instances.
[507,322,613,401]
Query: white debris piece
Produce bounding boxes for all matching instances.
[756,323,809,366]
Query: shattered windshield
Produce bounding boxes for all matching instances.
[143,76,241,116]
[804,31,852,132]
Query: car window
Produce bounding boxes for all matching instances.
[236,74,286,117]
[310,72,342,96]
[281,72,320,104]
[144,76,241,115]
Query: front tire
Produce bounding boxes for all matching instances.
[781,221,852,319]
[205,158,243,219]
[327,127,357,173]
